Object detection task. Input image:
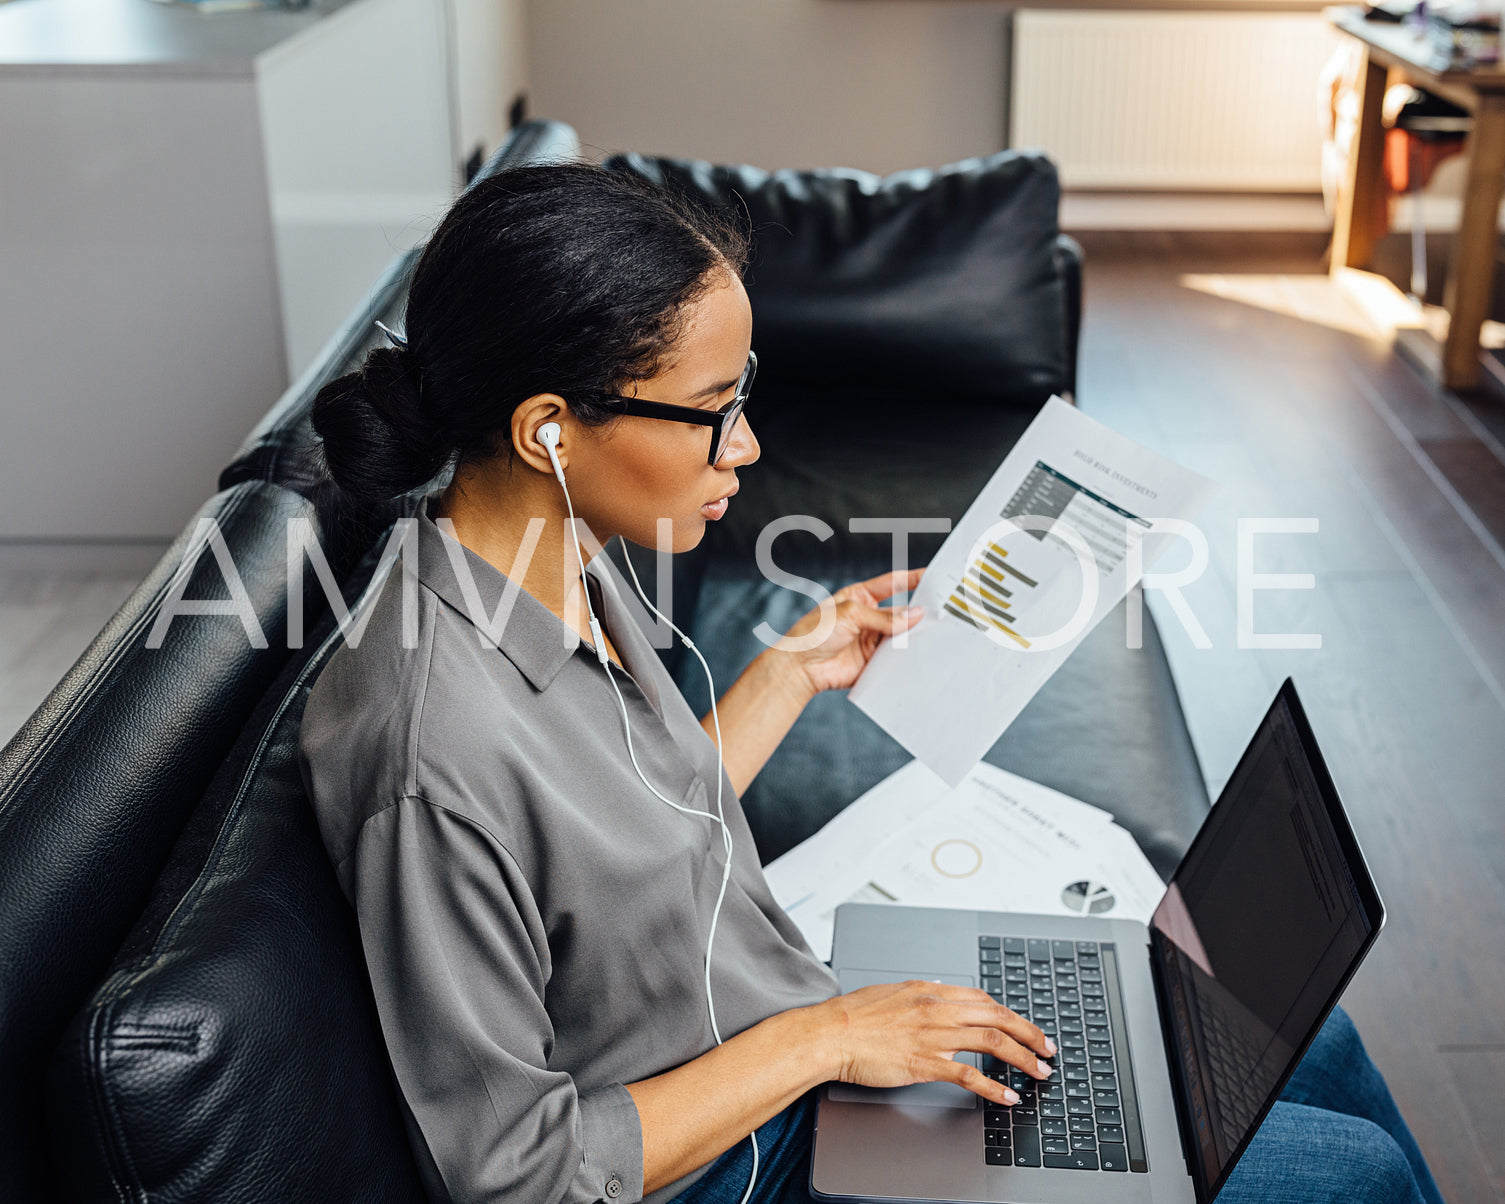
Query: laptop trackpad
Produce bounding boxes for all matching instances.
[826,969,979,1110]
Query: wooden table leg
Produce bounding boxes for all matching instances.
[1332,49,1389,271]
[1442,93,1505,392]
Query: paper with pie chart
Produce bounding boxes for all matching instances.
[848,396,1217,787]
[765,759,1167,962]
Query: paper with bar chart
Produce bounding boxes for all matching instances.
[848,396,1216,786]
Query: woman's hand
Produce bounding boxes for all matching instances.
[814,979,1057,1107]
[775,567,926,696]
[698,567,925,796]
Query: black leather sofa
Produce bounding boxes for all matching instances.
[0,120,1208,1204]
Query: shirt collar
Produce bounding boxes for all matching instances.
[591,554,664,716]
[414,496,659,701]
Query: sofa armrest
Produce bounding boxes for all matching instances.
[1055,233,1084,401]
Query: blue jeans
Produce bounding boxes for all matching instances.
[669,1005,1444,1204]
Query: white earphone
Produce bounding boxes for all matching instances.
[538,423,610,665]
[537,421,565,484]
[538,421,760,1204]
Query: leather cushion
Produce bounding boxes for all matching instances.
[0,481,322,1204]
[603,149,1072,408]
[43,528,431,1204]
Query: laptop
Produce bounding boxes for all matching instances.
[810,678,1385,1204]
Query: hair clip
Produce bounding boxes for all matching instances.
[374,319,409,349]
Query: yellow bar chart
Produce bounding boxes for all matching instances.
[942,541,1035,648]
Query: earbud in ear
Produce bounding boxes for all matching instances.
[537,422,566,485]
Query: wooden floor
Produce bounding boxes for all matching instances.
[1075,231,1505,1202]
[0,546,161,747]
[3,237,1503,1198]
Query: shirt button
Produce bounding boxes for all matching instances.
[605,1176,622,1198]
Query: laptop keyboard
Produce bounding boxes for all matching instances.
[977,936,1149,1174]
[1200,996,1267,1151]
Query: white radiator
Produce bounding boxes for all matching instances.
[1010,12,1343,191]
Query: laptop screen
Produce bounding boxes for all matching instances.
[1149,680,1383,1201]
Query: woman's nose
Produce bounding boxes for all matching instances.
[722,414,760,468]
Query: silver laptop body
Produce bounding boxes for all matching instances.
[810,679,1386,1204]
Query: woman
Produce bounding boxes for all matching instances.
[298,164,1442,1204]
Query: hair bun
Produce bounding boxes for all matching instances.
[310,345,452,506]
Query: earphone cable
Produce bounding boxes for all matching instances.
[615,541,732,1036]
[546,448,757,1203]
[616,537,759,1204]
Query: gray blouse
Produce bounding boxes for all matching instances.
[297,498,840,1204]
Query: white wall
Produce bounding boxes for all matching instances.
[258,0,455,379]
[524,0,1017,175]
[524,0,1376,233]
[452,0,529,160]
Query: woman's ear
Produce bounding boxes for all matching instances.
[511,394,568,476]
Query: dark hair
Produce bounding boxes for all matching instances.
[310,163,749,507]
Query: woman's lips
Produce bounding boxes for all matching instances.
[700,484,737,521]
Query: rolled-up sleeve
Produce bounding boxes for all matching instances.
[343,794,644,1204]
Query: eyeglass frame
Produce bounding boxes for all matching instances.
[587,351,757,466]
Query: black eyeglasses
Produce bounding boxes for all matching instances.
[592,351,756,466]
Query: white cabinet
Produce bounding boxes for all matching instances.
[0,0,454,538]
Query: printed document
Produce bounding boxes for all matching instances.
[765,760,1167,962]
[848,396,1216,786]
